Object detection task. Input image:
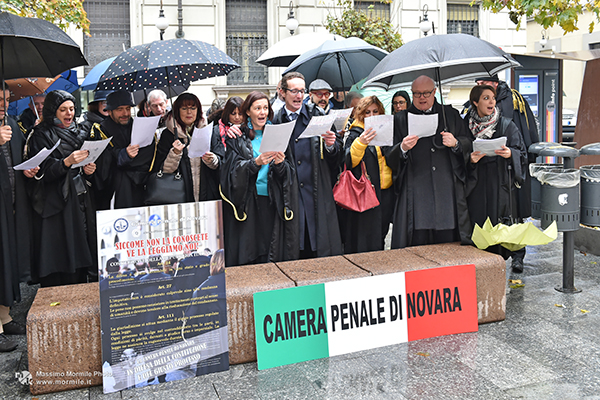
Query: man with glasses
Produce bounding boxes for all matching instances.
[306,79,333,115]
[273,72,343,259]
[146,89,168,119]
[387,75,473,248]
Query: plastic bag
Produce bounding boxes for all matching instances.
[537,168,580,188]
[529,163,563,179]
[580,165,600,183]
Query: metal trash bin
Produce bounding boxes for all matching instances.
[530,163,563,219]
[580,165,600,227]
[538,168,580,231]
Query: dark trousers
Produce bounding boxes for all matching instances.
[411,228,458,247]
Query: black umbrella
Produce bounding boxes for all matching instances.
[95,38,239,92]
[363,34,520,90]
[0,12,87,80]
[283,37,388,91]
[0,12,87,124]
[363,34,520,136]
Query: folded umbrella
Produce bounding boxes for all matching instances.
[472,218,558,252]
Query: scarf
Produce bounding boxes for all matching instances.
[469,106,500,139]
[218,120,230,147]
[49,117,85,157]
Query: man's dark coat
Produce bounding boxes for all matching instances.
[273,103,343,257]
[386,101,473,248]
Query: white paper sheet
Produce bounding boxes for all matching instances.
[364,114,394,147]
[131,115,161,147]
[71,137,112,168]
[473,137,507,157]
[329,108,353,132]
[408,113,438,138]
[188,122,213,158]
[259,121,296,153]
[13,139,61,170]
[297,114,336,139]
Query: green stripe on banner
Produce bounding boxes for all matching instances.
[254,284,329,370]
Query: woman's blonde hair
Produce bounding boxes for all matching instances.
[354,95,385,124]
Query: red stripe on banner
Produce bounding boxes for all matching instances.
[405,264,478,341]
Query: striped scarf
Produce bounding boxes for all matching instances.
[469,106,499,139]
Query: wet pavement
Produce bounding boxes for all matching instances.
[3,226,600,399]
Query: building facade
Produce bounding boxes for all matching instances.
[70,0,527,109]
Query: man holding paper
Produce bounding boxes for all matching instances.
[387,75,473,248]
[92,90,156,208]
[272,72,342,259]
[465,85,527,258]
[0,85,35,352]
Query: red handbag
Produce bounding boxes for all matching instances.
[333,161,380,212]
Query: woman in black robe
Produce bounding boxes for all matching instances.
[220,91,299,267]
[211,96,244,149]
[26,90,98,287]
[466,85,527,258]
[343,95,394,253]
[154,93,224,202]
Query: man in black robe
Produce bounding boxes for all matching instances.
[0,86,36,351]
[387,75,473,248]
[272,72,343,259]
[474,75,539,272]
[91,90,156,209]
[17,94,45,135]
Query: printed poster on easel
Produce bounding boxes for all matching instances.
[96,201,228,394]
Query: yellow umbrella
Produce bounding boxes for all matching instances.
[472,218,558,252]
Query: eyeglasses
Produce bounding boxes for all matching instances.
[412,89,435,98]
[311,91,331,98]
[284,88,306,95]
[392,100,407,106]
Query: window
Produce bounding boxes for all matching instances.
[447,3,479,37]
[355,1,391,21]
[589,42,600,50]
[83,0,130,74]
[226,0,268,85]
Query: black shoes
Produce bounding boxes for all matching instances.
[2,320,26,335]
[511,257,524,273]
[0,333,17,352]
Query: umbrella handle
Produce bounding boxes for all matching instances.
[433,68,448,149]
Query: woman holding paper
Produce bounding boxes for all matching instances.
[155,93,225,202]
[220,91,299,267]
[343,95,394,253]
[466,85,527,256]
[26,90,98,287]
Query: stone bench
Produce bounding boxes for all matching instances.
[27,282,103,395]
[27,242,505,393]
